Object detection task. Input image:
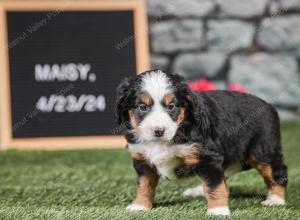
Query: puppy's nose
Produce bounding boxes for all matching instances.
[154,127,165,137]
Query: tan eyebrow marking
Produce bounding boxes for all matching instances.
[163,94,174,105]
[140,95,152,105]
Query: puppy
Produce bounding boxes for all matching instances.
[115,69,288,216]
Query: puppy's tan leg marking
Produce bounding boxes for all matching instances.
[127,172,159,211]
[203,179,230,216]
[249,156,286,206]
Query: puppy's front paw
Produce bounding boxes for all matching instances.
[183,185,204,197]
[207,207,230,216]
[261,194,285,206]
[126,204,150,211]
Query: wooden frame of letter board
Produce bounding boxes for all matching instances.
[0,0,150,150]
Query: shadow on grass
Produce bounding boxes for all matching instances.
[154,198,198,208]
[231,192,266,200]
[154,187,267,209]
[230,186,266,201]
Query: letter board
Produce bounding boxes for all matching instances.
[0,0,150,149]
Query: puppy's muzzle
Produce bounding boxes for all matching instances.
[154,127,165,137]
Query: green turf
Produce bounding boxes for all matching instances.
[0,123,299,220]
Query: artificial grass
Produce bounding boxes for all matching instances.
[0,123,299,220]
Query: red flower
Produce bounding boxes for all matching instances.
[188,78,218,91]
[228,83,247,93]
[188,77,247,93]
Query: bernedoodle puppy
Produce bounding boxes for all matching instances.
[115,69,288,216]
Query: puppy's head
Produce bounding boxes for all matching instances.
[116,70,195,143]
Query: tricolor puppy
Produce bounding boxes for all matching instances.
[115,70,288,216]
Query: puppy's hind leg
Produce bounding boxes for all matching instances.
[249,154,287,206]
[248,108,288,206]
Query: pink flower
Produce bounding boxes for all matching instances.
[188,78,218,91]
[228,83,247,93]
[188,77,247,93]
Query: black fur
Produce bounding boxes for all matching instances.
[116,70,288,189]
[115,77,133,126]
[133,159,157,177]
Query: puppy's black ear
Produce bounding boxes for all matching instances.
[171,73,196,111]
[188,91,214,139]
[172,73,214,138]
[115,77,132,125]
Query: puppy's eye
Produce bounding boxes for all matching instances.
[166,103,175,111]
[138,104,149,112]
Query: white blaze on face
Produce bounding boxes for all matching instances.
[138,71,178,142]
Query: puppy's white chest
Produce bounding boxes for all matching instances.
[152,155,180,180]
[128,143,189,180]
